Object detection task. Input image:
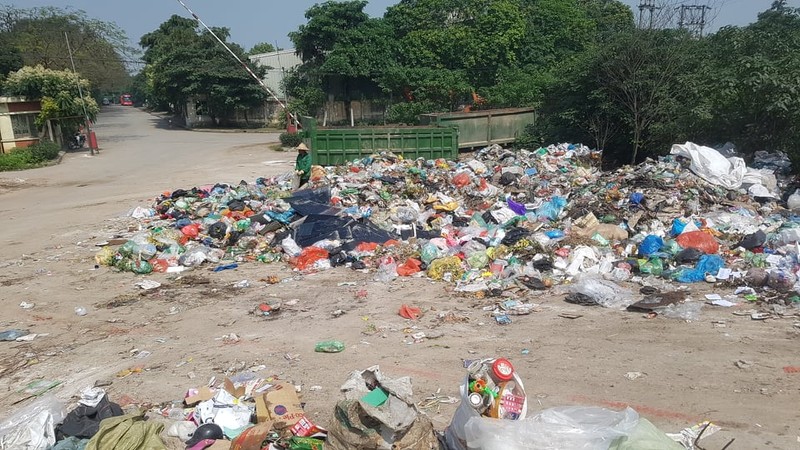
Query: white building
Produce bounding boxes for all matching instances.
[249,49,302,102]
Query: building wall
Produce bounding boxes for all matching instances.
[249,49,302,101]
[0,96,42,154]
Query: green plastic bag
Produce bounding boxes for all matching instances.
[638,257,663,276]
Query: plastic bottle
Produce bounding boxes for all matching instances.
[314,340,345,353]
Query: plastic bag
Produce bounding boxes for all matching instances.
[568,275,634,309]
[609,418,684,449]
[654,301,703,320]
[180,223,200,239]
[638,235,663,257]
[788,189,800,211]
[397,258,422,277]
[675,255,725,283]
[535,196,567,221]
[463,406,639,450]
[638,257,663,276]
[670,142,746,190]
[0,394,66,450]
[292,246,329,271]
[676,231,719,254]
[281,236,303,257]
[375,256,398,282]
[420,243,444,265]
[452,172,471,188]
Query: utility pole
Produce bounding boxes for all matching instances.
[677,4,711,37]
[65,32,96,155]
[638,0,661,30]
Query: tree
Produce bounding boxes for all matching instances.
[0,6,133,96]
[3,65,99,137]
[249,42,277,55]
[697,1,800,165]
[288,1,392,120]
[140,15,267,123]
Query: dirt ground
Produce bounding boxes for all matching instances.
[0,107,799,449]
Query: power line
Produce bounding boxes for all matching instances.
[677,3,712,37]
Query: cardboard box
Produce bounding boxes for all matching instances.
[230,421,273,450]
[258,382,304,429]
[224,377,246,398]
[184,386,214,406]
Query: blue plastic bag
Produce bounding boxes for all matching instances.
[638,235,664,257]
[676,255,725,283]
[630,193,645,205]
[671,218,701,236]
[535,196,567,221]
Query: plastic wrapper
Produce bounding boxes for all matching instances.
[462,406,639,450]
[0,394,66,450]
[654,301,703,320]
[568,275,634,309]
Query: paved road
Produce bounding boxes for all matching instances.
[0,106,286,255]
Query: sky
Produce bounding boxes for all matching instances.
[4,0,795,60]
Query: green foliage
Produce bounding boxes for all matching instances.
[385,101,438,125]
[0,141,60,171]
[139,15,267,120]
[3,65,99,133]
[26,140,60,162]
[249,42,277,55]
[279,132,304,147]
[0,6,133,95]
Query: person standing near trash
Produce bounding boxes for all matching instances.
[294,142,312,188]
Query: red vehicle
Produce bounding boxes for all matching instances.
[120,94,133,106]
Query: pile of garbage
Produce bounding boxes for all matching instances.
[0,387,164,450]
[96,141,800,316]
[0,361,726,450]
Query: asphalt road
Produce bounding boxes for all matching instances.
[0,106,286,255]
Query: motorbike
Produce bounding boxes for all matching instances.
[67,132,86,150]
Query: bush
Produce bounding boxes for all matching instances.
[27,141,61,163]
[0,150,34,171]
[279,132,304,147]
[0,141,61,171]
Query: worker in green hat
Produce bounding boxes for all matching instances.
[294,142,312,188]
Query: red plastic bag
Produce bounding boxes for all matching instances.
[292,246,329,270]
[181,223,200,239]
[452,172,471,188]
[355,242,379,252]
[396,258,422,276]
[677,231,719,254]
[150,258,170,273]
[399,304,422,320]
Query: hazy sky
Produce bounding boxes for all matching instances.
[4,0,794,60]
